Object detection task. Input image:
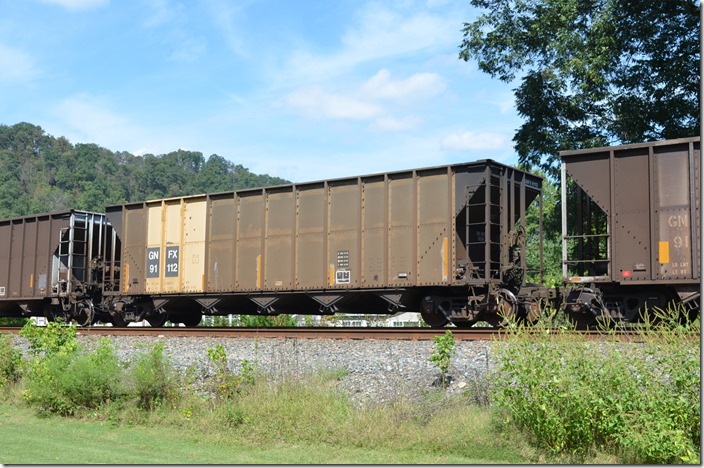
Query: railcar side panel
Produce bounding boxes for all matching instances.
[388,173,415,287]
[182,197,207,292]
[418,169,452,285]
[207,194,236,292]
[613,148,651,282]
[145,202,162,294]
[236,192,264,291]
[0,221,10,301]
[264,188,295,290]
[8,220,24,298]
[19,219,37,297]
[295,184,325,289]
[361,176,385,288]
[328,179,361,288]
[122,205,147,294]
[653,144,696,281]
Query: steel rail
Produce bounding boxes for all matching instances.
[0,326,674,342]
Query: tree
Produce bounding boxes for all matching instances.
[0,123,291,218]
[522,169,561,286]
[460,0,700,179]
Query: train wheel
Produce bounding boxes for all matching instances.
[420,297,449,327]
[147,310,168,327]
[181,313,202,327]
[565,305,598,329]
[74,302,94,327]
[110,314,128,327]
[523,299,542,325]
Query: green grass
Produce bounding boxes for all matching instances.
[0,400,524,464]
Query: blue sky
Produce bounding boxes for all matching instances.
[0,0,523,183]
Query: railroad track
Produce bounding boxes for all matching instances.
[0,326,656,341]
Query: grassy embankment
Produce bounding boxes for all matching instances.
[0,308,699,464]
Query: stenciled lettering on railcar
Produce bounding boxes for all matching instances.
[336,250,351,284]
[524,177,541,190]
[165,246,179,277]
[146,247,160,278]
[668,214,689,228]
[336,270,351,284]
[661,212,692,277]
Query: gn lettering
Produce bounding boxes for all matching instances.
[660,214,691,276]
[146,246,180,278]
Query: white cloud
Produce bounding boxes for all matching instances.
[207,1,248,57]
[361,69,445,101]
[0,44,38,83]
[280,5,459,85]
[49,95,175,155]
[41,0,109,11]
[284,86,382,120]
[54,95,130,143]
[440,131,507,151]
[282,69,445,132]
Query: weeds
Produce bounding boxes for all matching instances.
[205,344,255,400]
[0,334,22,387]
[428,329,456,388]
[128,342,179,411]
[490,306,700,464]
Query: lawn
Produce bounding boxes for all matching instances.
[0,401,527,464]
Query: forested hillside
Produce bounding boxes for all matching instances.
[0,122,289,218]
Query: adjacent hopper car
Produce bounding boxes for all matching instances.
[561,136,700,326]
[0,137,700,327]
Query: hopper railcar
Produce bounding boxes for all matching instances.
[0,211,119,326]
[561,137,701,326]
[101,160,544,327]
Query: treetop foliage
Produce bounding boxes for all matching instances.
[460,0,700,179]
[0,122,289,219]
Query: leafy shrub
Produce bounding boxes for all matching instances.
[128,343,179,411]
[0,334,22,387]
[54,339,125,411]
[20,320,77,357]
[205,344,255,400]
[429,330,456,388]
[20,321,80,415]
[23,336,124,416]
[490,312,700,464]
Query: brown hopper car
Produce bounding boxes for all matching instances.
[102,160,542,327]
[561,137,700,326]
[0,211,117,326]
